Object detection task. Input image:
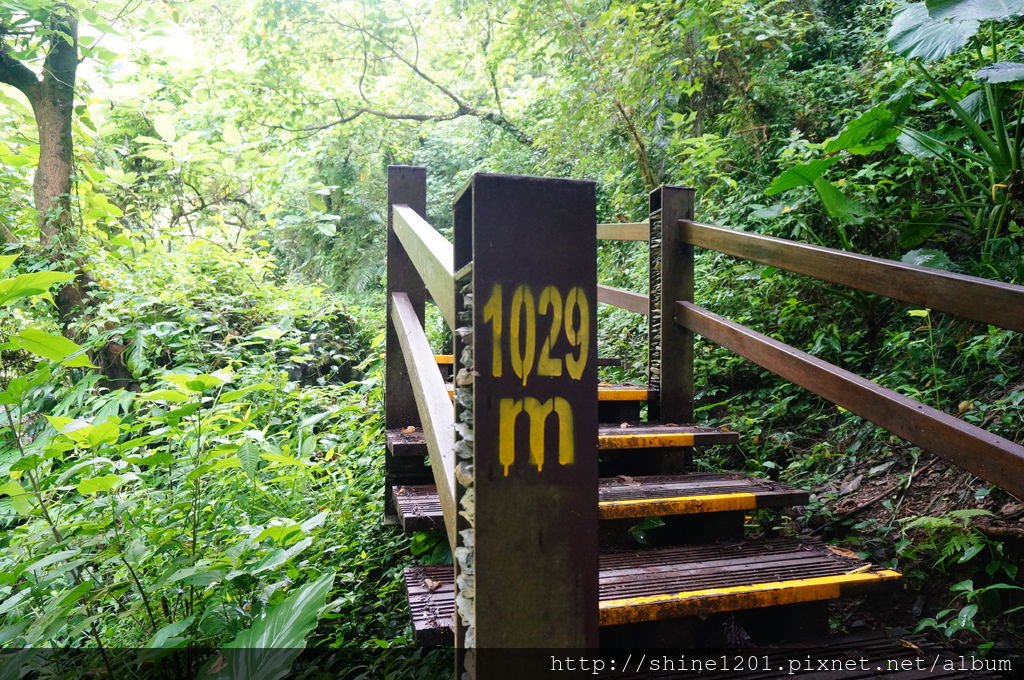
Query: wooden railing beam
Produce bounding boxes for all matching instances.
[597,222,649,241]
[675,301,1024,500]
[390,292,457,547]
[597,283,649,316]
[392,204,456,330]
[680,220,1024,333]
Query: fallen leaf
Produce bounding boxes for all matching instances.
[828,545,861,560]
[899,639,924,654]
[402,425,416,434]
[424,578,441,592]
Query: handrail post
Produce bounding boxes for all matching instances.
[456,174,599,677]
[385,165,428,522]
[649,185,695,425]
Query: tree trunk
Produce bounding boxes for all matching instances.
[26,13,83,322]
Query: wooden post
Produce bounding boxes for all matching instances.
[462,173,599,677]
[385,165,428,522]
[648,185,695,425]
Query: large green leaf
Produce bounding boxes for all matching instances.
[926,0,1024,21]
[200,571,336,680]
[0,271,74,307]
[977,61,1024,83]
[811,178,872,225]
[0,480,34,515]
[888,3,979,61]
[0,255,18,273]
[9,328,94,368]
[824,104,902,155]
[765,158,839,195]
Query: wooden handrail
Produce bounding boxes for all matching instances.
[680,220,1024,333]
[597,222,648,241]
[675,301,1024,500]
[597,283,649,315]
[392,204,456,329]
[390,292,457,546]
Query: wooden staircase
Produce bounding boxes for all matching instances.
[381,166,1021,678]
[396,379,900,648]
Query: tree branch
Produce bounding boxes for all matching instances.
[330,14,534,146]
[0,47,39,96]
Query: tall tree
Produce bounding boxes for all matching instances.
[0,3,78,247]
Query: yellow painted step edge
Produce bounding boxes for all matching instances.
[434,354,454,365]
[599,432,697,449]
[599,492,757,520]
[599,570,902,626]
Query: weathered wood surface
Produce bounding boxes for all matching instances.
[650,186,695,425]
[390,291,457,546]
[597,283,649,315]
[597,221,649,241]
[392,204,456,330]
[681,220,1024,333]
[676,301,1024,500]
[469,173,599,655]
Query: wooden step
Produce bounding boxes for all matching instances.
[386,423,738,458]
[393,472,808,531]
[403,538,900,645]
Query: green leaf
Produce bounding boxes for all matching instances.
[765,158,839,195]
[200,571,335,680]
[249,537,313,575]
[223,122,242,146]
[902,248,956,270]
[9,328,94,367]
[811,177,871,225]
[236,442,260,480]
[77,474,126,495]
[824,104,902,155]
[162,370,232,392]
[977,61,1024,83]
[251,327,286,341]
[888,3,979,61]
[0,271,74,307]
[0,255,18,273]
[144,616,194,649]
[221,382,273,403]
[957,603,979,628]
[138,389,192,402]
[139,147,173,162]
[260,452,309,467]
[926,0,1024,21]
[0,480,33,515]
[154,114,177,142]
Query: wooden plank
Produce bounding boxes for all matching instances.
[390,292,457,547]
[650,186,695,425]
[597,284,649,315]
[598,424,739,449]
[470,173,599,656]
[675,301,1024,500]
[392,204,456,330]
[597,222,649,241]
[393,473,807,529]
[681,220,1024,334]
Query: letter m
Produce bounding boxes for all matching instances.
[498,397,574,475]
